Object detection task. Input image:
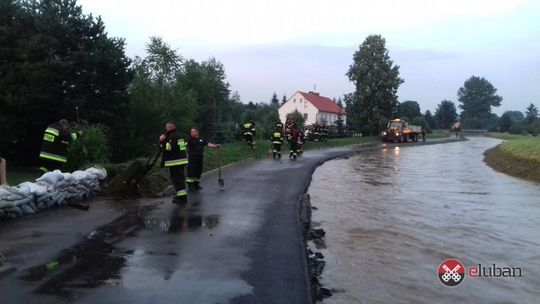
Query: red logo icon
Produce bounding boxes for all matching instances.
[438,259,465,286]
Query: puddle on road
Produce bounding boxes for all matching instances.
[17,205,220,298]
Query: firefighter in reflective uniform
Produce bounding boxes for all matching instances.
[242,120,256,149]
[275,120,284,131]
[288,128,300,159]
[270,127,283,159]
[186,128,220,191]
[159,122,188,204]
[39,119,82,173]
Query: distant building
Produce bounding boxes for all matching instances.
[278,91,346,126]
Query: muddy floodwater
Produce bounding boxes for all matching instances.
[308,137,540,304]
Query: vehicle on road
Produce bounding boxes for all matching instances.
[381,119,422,143]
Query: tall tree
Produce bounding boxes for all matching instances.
[458,76,502,128]
[282,94,287,105]
[525,103,538,124]
[346,35,403,135]
[424,110,436,130]
[0,0,132,162]
[399,100,422,121]
[271,92,279,105]
[116,38,196,160]
[434,100,458,130]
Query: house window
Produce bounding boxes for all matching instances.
[303,113,308,120]
[293,98,296,103]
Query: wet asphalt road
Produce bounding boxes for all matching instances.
[0,138,460,304]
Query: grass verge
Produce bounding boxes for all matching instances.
[484,132,540,183]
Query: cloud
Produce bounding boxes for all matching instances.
[80,0,530,47]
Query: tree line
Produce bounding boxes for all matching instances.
[1,1,538,167]
[344,35,539,136]
[0,0,282,166]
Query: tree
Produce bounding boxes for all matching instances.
[0,0,132,163]
[346,35,403,135]
[458,76,502,128]
[282,94,287,105]
[271,92,279,105]
[411,116,430,133]
[424,110,436,130]
[434,100,458,130]
[525,103,538,124]
[286,110,306,128]
[334,115,346,137]
[116,38,196,160]
[399,100,421,121]
[498,112,513,133]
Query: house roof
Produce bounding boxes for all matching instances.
[298,91,346,115]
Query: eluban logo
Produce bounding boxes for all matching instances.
[438,259,523,287]
[438,259,465,287]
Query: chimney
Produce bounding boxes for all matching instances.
[308,91,319,96]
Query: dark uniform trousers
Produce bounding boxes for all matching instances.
[170,165,187,198]
[187,154,204,187]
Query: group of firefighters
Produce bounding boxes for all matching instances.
[242,119,313,160]
[38,118,328,205]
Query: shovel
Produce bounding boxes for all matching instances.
[217,150,225,191]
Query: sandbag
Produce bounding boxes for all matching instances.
[36,170,64,186]
[1,167,107,220]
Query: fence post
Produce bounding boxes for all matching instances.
[0,158,6,185]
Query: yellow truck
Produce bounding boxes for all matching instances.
[381,119,422,143]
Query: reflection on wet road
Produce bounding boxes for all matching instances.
[309,137,540,304]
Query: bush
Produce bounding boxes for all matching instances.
[67,123,111,171]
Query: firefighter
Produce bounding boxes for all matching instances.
[39,119,82,173]
[275,120,284,131]
[186,128,221,191]
[159,122,188,204]
[242,120,256,149]
[288,128,300,159]
[271,127,283,160]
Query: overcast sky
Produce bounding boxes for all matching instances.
[78,0,540,114]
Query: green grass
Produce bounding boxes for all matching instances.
[427,132,450,139]
[500,138,540,163]
[487,132,540,162]
[202,136,378,173]
[4,166,40,186]
[483,132,540,183]
[487,132,535,141]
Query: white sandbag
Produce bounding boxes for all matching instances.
[0,200,15,209]
[36,170,64,186]
[5,194,24,201]
[0,187,11,198]
[13,196,33,207]
[72,170,88,181]
[18,182,48,196]
[21,204,35,215]
[85,167,107,180]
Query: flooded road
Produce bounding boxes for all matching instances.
[308,137,540,304]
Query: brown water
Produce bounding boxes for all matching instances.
[308,137,540,304]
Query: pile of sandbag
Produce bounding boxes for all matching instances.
[0,167,107,219]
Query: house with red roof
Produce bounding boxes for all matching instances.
[278,91,346,126]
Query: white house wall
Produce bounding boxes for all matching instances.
[278,92,319,125]
[278,91,347,126]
